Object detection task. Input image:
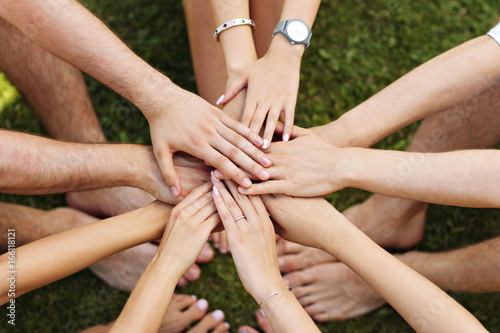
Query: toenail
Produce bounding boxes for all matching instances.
[278,257,284,266]
[240,330,249,333]
[258,309,266,318]
[191,295,197,300]
[197,299,208,311]
[212,309,224,321]
[224,322,230,328]
[220,248,227,254]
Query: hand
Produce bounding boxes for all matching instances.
[156,183,220,278]
[217,37,303,148]
[261,194,344,255]
[211,177,285,303]
[215,126,353,197]
[146,86,272,197]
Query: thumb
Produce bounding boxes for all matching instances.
[154,145,182,197]
[216,73,249,106]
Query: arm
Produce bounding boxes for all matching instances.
[312,35,500,148]
[0,0,270,194]
[0,130,210,202]
[211,178,320,333]
[234,127,500,208]
[217,0,321,146]
[110,183,219,332]
[262,195,487,332]
[0,201,172,304]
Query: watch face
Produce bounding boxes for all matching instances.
[286,20,309,42]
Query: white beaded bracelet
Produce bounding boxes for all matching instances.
[213,18,256,41]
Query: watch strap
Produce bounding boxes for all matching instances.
[272,20,312,49]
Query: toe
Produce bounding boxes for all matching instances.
[171,294,197,310]
[187,309,225,333]
[183,264,201,283]
[238,326,260,333]
[256,309,273,333]
[196,243,214,263]
[212,322,230,333]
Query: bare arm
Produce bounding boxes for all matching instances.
[263,195,487,332]
[0,0,270,194]
[0,130,173,200]
[0,201,172,304]
[313,35,500,148]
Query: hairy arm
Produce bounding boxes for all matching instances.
[0,201,172,304]
[0,130,173,201]
[313,36,500,148]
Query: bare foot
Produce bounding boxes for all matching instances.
[283,262,386,322]
[344,194,428,249]
[238,309,274,333]
[82,294,229,333]
[89,243,202,292]
[66,186,155,218]
[276,238,335,273]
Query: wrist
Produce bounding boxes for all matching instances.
[331,147,365,190]
[134,72,179,121]
[252,278,290,306]
[268,33,305,60]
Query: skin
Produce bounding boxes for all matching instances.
[211,178,320,333]
[0,0,271,195]
[215,0,321,146]
[261,195,487,332]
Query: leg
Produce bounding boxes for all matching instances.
[249,0,284,58]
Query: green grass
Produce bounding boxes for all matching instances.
[1,0,500,332]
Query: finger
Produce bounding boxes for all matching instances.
[220,112,264,148]
[190,199,217,225]
[224,180,255,218]
[212,185,239,234]
[175,182,213,212]
[249,105,269,143]
[240,99,258,127]
[275,122,310,139]
[216,125,272,169]
[238,181,288,195]
[282,106,296,142]
[213,169,257,181]
[217,74,249,106]
[203,147,253,188]
[211,176,245,221]
[247,195,268,219]
[262,106,282,146]
[153,145,181,197]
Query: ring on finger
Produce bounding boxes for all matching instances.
[234,215,246,222]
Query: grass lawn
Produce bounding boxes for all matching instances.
[1,0,500,332]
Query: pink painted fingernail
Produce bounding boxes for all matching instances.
[262,156,272,166]
[263,139,270,149]
[213,186,220,197]
[212,309,224,320]
[283,133,290,142]
[260,169,270,180]
[242,178,252,188]
[216,94,225,105]
[170,186,179,197]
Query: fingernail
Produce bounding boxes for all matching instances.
[259,309,266,318]
[213,186,220,197]
[214,169,225,178]
[261,156,272,166]
[191,295,198,300]
[242,178,252,188]
[283,133,290,142]
[260,169,270,180]
[278,257,284,266]
[263,139,270,149]
[197,299,208,311]
[224,322,230,329]
[238,186,248,193]
[255,136,264,146]
[212,309,224,320]
[211,170,220,182]
[216,94,225,105]
[170,186,179,197]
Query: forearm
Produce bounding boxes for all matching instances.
[0,0,174,116]
[210,0,257,77]
[259,280,320,333]
[398,236,500,293]
[321,215,485,332]
[0,201,172,303]
[110,255,179,333]
[316,36,500,147]
[0,130,153,194]
[343,147,500,207]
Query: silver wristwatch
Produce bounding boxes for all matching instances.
[272,19,312,49]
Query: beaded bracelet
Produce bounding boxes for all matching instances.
[258,287,292,307]
[213,18,256,41]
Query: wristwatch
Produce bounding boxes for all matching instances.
[272,19,312,49]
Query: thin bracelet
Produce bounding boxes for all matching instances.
[213,18,256,41]
[258,287,292,307]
